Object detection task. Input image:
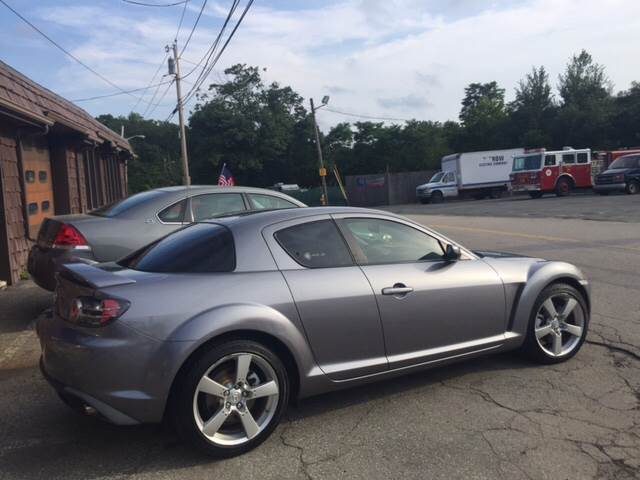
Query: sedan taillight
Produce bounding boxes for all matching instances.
[52,224,90,250]
[68,296,130,327]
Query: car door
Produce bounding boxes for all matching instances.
[263,216,387,380]
[335,214,506,369]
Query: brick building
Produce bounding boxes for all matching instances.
[0,61,133,285]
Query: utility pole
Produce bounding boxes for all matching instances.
[310,97,329,205]
[169,42,191,186]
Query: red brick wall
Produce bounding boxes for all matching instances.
[0,126,30,284]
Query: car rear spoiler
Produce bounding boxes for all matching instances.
[59,263,136,289]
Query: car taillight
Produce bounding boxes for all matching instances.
[52,224,90,250]
[68,296,130,327]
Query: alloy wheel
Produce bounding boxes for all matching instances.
[193,352,280,446]
[534,293,585,357]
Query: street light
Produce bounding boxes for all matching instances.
[310,96,330,205]
[125,135,146,141]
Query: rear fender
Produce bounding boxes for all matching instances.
[510,262,589,338]
[167,303,317,381]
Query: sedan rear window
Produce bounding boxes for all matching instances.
[120,223,235,273]
[91,190,165,217]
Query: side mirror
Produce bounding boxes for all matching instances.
[444,244,461,261]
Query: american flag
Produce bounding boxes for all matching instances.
[218,164,235,186]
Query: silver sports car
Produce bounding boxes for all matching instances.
[38,207,590,457]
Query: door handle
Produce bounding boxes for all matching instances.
[382,283,413,296]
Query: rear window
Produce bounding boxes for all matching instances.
[120,223,235,273]
[91,190,165,217]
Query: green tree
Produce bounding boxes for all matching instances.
[458,82,509,150]
[508,66,555,148]
[554,50,613,148]
[188,64,310,186]
[612,82,640,148]
[96,113,181,193]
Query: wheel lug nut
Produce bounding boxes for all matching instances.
[225,402,231,408]
[237,402,243,409]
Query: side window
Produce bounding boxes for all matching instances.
[275,220,353,268]
[562,153,576,164]
[577,153,589,164]
[191,193,246,221]
[343,218,444,265]
[544,155,556,166]
[248,194,297,211]
[158,199,187,223]
[444,172,455,183]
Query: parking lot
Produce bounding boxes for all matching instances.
[0,193,638,480]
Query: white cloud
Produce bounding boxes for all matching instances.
[36,0,640,129]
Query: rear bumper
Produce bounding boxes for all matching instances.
[593,183,626,192]
[28,246,97,291]
[37,311,181,424]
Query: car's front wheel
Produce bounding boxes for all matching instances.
[626,180,639,195]
[172,340,289,457]
[522,283,588,364]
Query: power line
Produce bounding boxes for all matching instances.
[174,0,190,41]
[181,0,253,107]
[72,80,172,102]
[131,52,169,112]
[323,106,415,123]
[136,0,188,116]
[121,0,188,6]
[181,0,239,80]
[179,0,209,57]
[0,0,142,101]
[144,78,176,118]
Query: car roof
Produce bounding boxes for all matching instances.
[153,185,307,206]
[203,206,398,230]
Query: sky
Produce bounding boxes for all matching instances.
[2,0,640,131]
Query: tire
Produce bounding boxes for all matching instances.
[521,283,588,365]
[172,340,289,458]
[555,177,572,197]
[529,191,543,199]
[626,180,639,195]
[431,191,444,203]
[489,188,503,199]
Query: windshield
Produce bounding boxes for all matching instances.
[429,172,445,183]
[512,154,542,172]
[90,190,165,217]
[609,156,640,170]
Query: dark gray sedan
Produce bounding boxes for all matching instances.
[28,186,305,290]
[38,207,590,458]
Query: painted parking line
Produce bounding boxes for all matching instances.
[430,223,640,253]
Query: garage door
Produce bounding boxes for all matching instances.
[22,135,54,239]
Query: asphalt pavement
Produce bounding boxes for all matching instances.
[0,194,638,479]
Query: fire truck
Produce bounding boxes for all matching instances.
[510,147,592,198]
[592,148,640,176]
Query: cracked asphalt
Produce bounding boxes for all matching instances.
[1,194,639,479]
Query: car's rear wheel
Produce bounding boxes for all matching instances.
[626,180,639,195]
[522,283,588,364]
[172,340,289,457]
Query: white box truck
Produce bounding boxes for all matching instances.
[416,147,525,203]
